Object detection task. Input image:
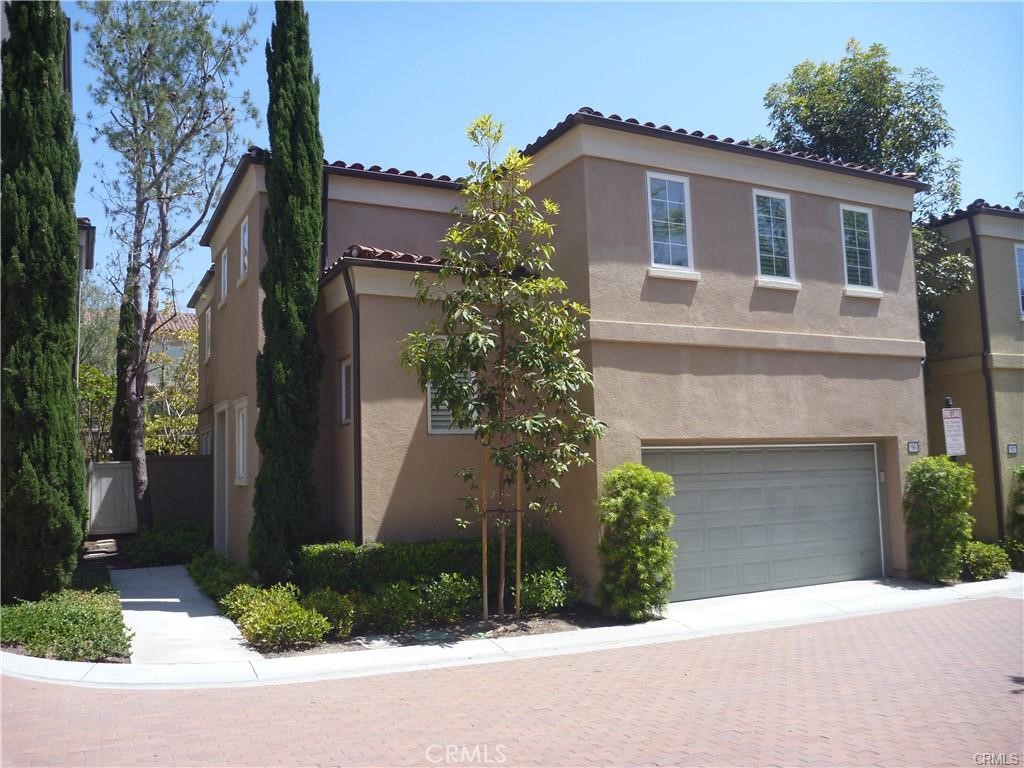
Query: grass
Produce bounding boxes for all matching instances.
[0,560,132,662]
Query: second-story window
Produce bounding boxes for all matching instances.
[1015,243,1024,315]
[203,308,211,363]
[220,249,229,301]
[840,205,876,289]
[240,216,249,280]
[647,172,693,270]
[753,190,794,280]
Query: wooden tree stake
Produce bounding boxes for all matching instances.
[481,444,489,620]
[515,456,523,615]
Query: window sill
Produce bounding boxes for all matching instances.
[234,477,248,486]
[236,273,248,287]
[647,266,701,282]
[843,286,883,299]
[755,277,801,292]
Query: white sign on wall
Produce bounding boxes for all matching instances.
[942,407,966,457]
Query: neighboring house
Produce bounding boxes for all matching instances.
[925,201,1024,541]
[190,107,930,602]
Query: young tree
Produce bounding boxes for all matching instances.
[145,322,199,455]
[763,39,973,352]
[79,364,116,463]
[249,0,324,583]
[1,2,87,601]
[80,0,257,524]
[401,116,605,616]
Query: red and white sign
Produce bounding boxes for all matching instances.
[942,407,966,457]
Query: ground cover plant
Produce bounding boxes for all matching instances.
[0,561,132,661]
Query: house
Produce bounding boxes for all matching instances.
[190,107,930,601]
[925,201,1024,541]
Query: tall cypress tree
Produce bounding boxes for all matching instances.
[1,2,87,601]
[249,0,324,582]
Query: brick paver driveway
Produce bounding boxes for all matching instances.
[3,597,1021,767]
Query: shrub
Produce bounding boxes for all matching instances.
[70,560,114,593]
[236,584,330,650]
[1000,538,1024,572]
[219,583,267,621]
[187,550,251,601]
[517,567,578,614]
[297,531,565,599]
[961,541,1011,582]
[123,522,212,566]
[903,456,976,584]
[301,588,355,636]
[421,573,480,624]
[1006,465,1024,540]
[596,463,676,621]
[356,581,421,634]
[0,590,132,661]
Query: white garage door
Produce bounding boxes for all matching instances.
[643,445,883,601]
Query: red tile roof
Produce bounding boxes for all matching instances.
[524,107,928,190]
[320,244,444,285]
[928,199,1024,227]
[242,145,462,188]
[155,310,198,334]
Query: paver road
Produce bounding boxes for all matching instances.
[3,596,1021,767]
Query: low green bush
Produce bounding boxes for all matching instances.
[518,567,578,614]
[187,550,251,601]
[421,573,480,624]
[1000,538,1024,572]
[235,584,330,650]
[1007,465,1024,540]
[903,456,976,584]
[297,531,566,601]
[961,541,1011,582]
[301,588,355,636]
[123,522,212,566]
[0,590,132,661]
[219,583,266,621]
[596,462,676,621]
[70,560,114,592]
[356,581,420,634]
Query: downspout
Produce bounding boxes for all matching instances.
[341,263,363,545]
[967,214,1006,539]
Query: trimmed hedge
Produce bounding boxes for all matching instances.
[301,588,355,636]
[124,522,212,566]
[961,541,1011,582]
[0,589,132,661]
[187,550,251,601]
[297,530,565,597]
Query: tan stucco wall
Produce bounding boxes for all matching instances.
[326,199,452,259]
[927,214,1024,538]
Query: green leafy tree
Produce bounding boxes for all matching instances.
[145,322,199,455]
[1,2,87,601]
[79,364,116,463]
[80,0,257,524]
[79,275,119,374]
[763,39,973,352]
[903,456,976,583]
[250,0,324,583]
[401,115,605,616]
[596,463,676,621]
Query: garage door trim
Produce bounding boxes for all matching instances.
[642,442,887,578]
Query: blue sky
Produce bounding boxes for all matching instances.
[64,1,1024,303]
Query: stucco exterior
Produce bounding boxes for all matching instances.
[926,206,1024,540]
[194,112,932,598]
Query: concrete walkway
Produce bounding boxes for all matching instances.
[1,570,1019,689]
[109,566,260,665]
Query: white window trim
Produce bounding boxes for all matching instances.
[238,216,249,285]
[839,203,879,292]
[752,188,797,285]
[219,249,229,305]
[1015,243,1024,319]
[645,170,696,274]
[203,308,211,363]
[233,397,248,485]
[426,381,474,435]
[339,358,352,425]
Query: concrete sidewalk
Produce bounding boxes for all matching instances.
[110,566,261,664]
[1,570,1019,689]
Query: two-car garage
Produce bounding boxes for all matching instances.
[643,445,885,602]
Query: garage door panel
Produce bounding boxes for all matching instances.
[645,445,883,601]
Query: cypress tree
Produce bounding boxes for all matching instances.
[249,0,324,582]
[1,2,87,601]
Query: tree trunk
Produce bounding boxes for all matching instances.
[498,522,506,616]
